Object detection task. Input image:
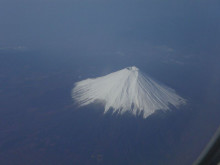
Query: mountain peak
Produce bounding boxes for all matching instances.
[72,67,186,118]
[126,66,139,71]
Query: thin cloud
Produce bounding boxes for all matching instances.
[154,45,175,53]
[0,46,28,51]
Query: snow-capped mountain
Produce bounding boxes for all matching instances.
[72,66,186,118]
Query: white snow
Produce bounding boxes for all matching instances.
[72,66,186,118]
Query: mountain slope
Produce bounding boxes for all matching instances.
[72,66,186,118]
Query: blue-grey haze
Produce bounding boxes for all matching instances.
[0,0,220,164]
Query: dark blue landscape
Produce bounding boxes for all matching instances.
[0,0,220,164]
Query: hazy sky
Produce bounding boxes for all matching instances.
[0,0,220,55]
[0,1,220,164]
